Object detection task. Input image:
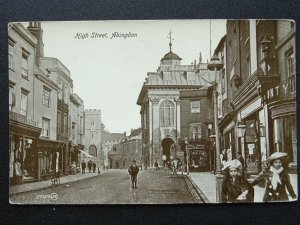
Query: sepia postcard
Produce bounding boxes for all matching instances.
[8,19,297,204]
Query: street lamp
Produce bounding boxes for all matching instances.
[208,53,223,203]
[185,137,189,175]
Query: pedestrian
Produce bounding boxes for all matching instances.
[251,152,297,202]
[128,160,139,189]
[92,161,96,173]
[221,159,254,203]
[220,149,227,169]
[154,161,159,170]
[81,160,86,174]
[237,152,245,168]
[88,160,92,173]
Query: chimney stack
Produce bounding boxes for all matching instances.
[27,22,44,66]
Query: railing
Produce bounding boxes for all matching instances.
[9,111,39,127]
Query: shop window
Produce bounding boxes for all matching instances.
[160,100,175,126]
[42,86,51,107]
[42,117,50,138]
[286,49,295,94]
[191,101,200,113]
[20,91,28,116]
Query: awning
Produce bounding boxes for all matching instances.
[79,150,99,161]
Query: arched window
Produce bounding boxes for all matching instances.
[160,100,175,126]
[89,145,97,157]
[192,126,201,141]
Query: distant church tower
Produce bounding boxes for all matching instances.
[84,109,103,164]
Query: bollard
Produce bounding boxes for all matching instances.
[98,167,101,174]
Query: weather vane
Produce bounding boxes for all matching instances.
[167,30,174,52]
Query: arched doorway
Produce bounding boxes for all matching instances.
[161,138,175,163]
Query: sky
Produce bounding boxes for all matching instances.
[38,20,226,134]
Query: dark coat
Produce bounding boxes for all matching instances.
[81,162,86,169]
[222,176,254,203]
[128,165,139,176]
[252,169,296,202]
[238,155,245,168]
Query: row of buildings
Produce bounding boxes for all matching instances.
[107,128,142,169]
[137,20,296,174]
[8,22,104,185]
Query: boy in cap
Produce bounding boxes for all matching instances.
[128,160,139,189]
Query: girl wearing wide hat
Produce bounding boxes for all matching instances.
[221,159,254,203]
[251,152,297,202]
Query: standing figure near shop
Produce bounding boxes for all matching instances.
[237,152,245,169]
[92,161,96,173]
[251,152,297,202]
[81,160,86,174]
[128,160,139,189]
[221,159,254,203]
[88,160,92,173]
[220,149,228,169]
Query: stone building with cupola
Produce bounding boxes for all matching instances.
[137,35,216,170]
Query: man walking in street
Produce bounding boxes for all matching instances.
[128,160,139,189]
[81,160,86,174]
[154,161,159,170]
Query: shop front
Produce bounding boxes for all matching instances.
[37,139,65,181]
[269,100,297,172]
[185,140,210,172]
[9,111,41,185]
[238,106,268,175]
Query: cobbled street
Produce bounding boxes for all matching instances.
[10,169,202,204]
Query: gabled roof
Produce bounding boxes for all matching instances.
[129,128,142,138]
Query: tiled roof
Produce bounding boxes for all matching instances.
[102,133,125,142]
[145,70,215,86]
[129,128,142,137]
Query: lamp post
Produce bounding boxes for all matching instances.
[208,53,223,203]
[185,137,189,175]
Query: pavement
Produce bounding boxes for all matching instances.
[188,171,298,203]
[9,171,103,195]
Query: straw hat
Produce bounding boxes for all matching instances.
[222,159,242,170]
[267,152,287,162]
